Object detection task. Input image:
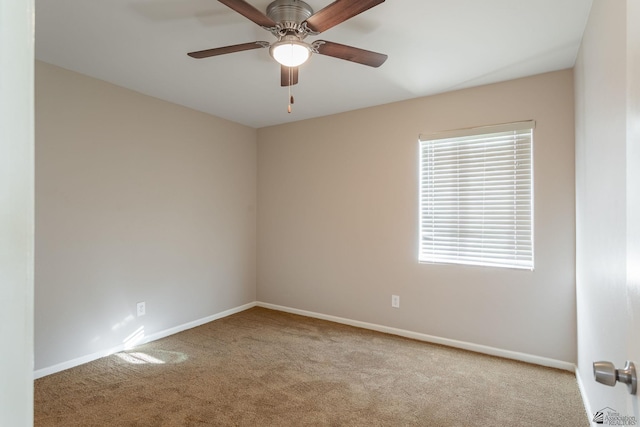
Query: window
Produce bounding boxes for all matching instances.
[419,121,534,270]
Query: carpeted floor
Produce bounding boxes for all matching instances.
[35,307,588,426]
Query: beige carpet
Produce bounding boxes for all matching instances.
[35,307,588,426]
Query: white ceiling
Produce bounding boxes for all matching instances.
[35,0,593,128]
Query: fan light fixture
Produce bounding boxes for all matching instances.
[187,0,390,90]
[270,38,310,67]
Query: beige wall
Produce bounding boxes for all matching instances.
[35,62,578,372]
[35,61,257,371]
[258,70,577,362]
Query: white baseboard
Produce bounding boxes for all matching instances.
[33,302,257,379]
[35,300,576,379]
[257,301,576,372]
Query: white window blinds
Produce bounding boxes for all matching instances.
[419,121,534,270]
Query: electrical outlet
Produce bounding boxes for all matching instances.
[136,301,146,317]
[391,295,400,308]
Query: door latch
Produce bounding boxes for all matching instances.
[593,361,637,395]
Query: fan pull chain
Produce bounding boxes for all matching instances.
[287,67,294,113]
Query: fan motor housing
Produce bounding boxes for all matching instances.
[267,0,313,32]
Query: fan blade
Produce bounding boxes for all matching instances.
[188,42,268,59]
[303,0,384,34]
[314,40,387,67]
[218,0,277,28]
[281,65,299,87]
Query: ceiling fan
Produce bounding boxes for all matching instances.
[187,0,388,87]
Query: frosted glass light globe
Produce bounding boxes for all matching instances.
[271,41,310,67]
